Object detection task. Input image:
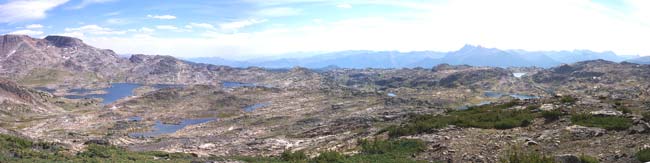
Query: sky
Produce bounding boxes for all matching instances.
[0,0,649,59]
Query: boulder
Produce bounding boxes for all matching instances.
[554,154,581,163]
[590,109,623,116]
[198,143,216,149]
[565,125,606,140]
[630,123,650,134]
[540,104,556,111]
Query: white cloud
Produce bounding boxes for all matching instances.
[71,0,650,58]
[25,24,44,29]
[105,18,129,25]
[9,29,44,36]
[64,25,126,36]
[71,0,117,9]
[336,3,352,9]
[0,0,69,23]
[256,7,301,17]
[187,23,216,30]
[147,14,177,20]
[155,25,179,30]
[219,19,267,31]
[139,27,155,33]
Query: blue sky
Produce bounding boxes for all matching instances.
[1,0,649,59]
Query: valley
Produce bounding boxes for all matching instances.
[2,34,650,163]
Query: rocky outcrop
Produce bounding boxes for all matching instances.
[590,109,623,116]
[44,35,85,48]
[565,125,605,140]
[438,68,510,88]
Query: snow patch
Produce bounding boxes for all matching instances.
[5,50,16,58]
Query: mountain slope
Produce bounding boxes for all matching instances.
[0,35,129,76]
[0,79,64,118]
[0,34,273,86]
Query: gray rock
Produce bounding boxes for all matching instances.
[565,125,606,140]
[525,140,538,146]
[540,104,556,111]
[630,123,650,134]
[554,154,581,163]
[590,109,623,116]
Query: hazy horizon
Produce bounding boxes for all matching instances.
[1,0,650,59]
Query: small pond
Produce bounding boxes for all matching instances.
[484,91,538,100]
[222,81,257,88]
[64,83,185,105]
[34,87,56,93]
[65,83,141,105]
[244,102,270,112]
[129,117,216,138]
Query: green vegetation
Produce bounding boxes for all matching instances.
[311,151,346,163]
[637,148,650,162]
[0,134,199,163]
[579,154,599,163]
[0,133,426,163]
[18,68,70,85]
[570,114,632,130]
[541,110,563,121]
[280,150,308,162]
[560,96,577,104]
[500,149,555,163]
[500,147,599,163]
[387,102,537,137]
[238,139,426,163]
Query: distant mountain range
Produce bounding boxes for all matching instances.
[626,56,650,64]
[186,45,642,68]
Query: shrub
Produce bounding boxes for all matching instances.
[560,96,577,104]
[359,139,425,155]
[541,110,563,121]
[571,114,632,131]
[78,144,128,158]
[525,105,540,110]
[280,150,307,162]
[579,154,599,163]
[637,148,650,162]
[387,102,538,137]
[501,149,555,163]
[312,151,345,163]
[494,119,520,129]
